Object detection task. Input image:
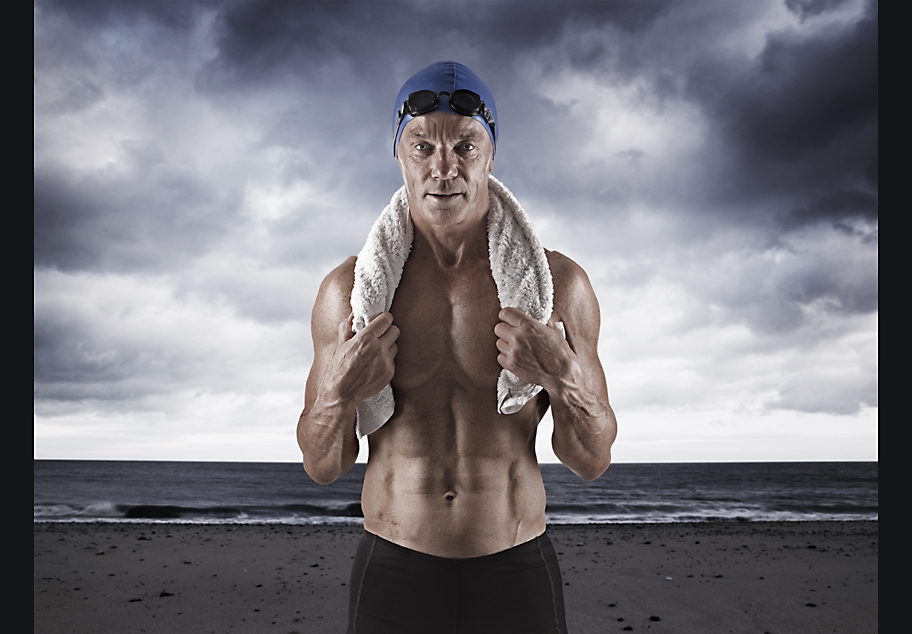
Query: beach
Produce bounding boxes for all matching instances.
[34,520,877,633]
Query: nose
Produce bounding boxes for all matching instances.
[431,147,458,180]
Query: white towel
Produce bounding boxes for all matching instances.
[351,174,557,438]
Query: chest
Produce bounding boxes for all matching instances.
[389,257,503,391]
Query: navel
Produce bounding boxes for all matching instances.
[443,490,457,502]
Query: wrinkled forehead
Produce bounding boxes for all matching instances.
[400,111,490,143]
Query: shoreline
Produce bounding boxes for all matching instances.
[35,520,877,633]
[33,516,879,525]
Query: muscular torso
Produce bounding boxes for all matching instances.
[361,250,550,558]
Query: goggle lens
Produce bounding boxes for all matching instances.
[406,90,483,117]
[406,90,440,115]
[449,90,483,116]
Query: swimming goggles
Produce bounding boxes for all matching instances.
[394,89,496,151]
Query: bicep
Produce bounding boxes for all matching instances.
[303,258,356,409]
[549,252,608,388]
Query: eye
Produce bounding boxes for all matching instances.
[415,143,429,151]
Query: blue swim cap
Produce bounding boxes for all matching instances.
[392,61,498,158]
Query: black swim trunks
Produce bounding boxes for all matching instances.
[347,530,568,634]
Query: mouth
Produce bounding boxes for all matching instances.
[426,192,463,201]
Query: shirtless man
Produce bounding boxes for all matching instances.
[297,62,617,634]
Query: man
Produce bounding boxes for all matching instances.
[297,61,617,634]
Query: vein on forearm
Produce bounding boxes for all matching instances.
[299,392,357,481]
[549,370,615,478]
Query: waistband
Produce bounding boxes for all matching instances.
[362,529,551,565]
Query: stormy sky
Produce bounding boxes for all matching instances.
[34,0,877,463]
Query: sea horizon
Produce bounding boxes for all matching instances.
[34,459,878,526]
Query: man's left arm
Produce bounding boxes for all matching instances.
[494,251,617,481]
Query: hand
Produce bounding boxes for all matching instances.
[323,312,399,405]
[494,307,575,391]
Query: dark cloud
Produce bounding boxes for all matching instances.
[34,167,105,271]
[694,0,878,229]
[785,0,852,22]
[726,19,877,163]
[37,0,202,93]
[41,0,200,31]
[34,158,243,273]
[784,189,878,231]
[34,306,172,403]
[201,0,670,87]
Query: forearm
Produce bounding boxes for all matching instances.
[298,265,396,484]
[297,392,359,484]
[547,363,617,481]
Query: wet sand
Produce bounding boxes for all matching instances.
[34,521,877,633]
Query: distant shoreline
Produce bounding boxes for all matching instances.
[33,517,879,525]
[35,461,879,526]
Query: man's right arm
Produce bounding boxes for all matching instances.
[296,257,399,484]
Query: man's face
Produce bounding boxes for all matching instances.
[396,111,494,228]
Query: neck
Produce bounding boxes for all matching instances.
[410,215,488,268]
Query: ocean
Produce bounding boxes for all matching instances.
[33,460,877,525]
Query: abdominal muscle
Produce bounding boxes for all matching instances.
[361,388,549,559]
[361,250,549,558]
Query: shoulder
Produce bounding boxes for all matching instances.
[546,250,588,284]
[313,256,357,324]
[546,250,597,306]
[318,256,357,301]
[545,250,600,336]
